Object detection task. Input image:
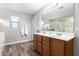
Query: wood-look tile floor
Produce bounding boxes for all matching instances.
[2,41,40,56]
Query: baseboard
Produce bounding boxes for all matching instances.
[4,39,33,46]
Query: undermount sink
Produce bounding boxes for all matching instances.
[56,33,62,36]
[50,33,62,36]
[50,33,74,38]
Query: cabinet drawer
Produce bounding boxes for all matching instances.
[43,36,50,43]
[43,42,50,48]
[37,41,42,46]
[43,45,50,50]
[37,36,42,42]
[43,46,50,56]
[37,35,41,39]
[37,39,42,42]
[43,39,50,44]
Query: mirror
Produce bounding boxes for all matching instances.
[40,3,74,33]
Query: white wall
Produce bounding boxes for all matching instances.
[32,4,47,39]
[0,9,32,44]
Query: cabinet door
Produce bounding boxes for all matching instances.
[36,35,42,54]
[43,45,50,56]
[65,39,74,56]
[37,35,42,42]
[51,39,65,56]
[43,36,50,56]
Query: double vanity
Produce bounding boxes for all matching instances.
[34,32,74,56]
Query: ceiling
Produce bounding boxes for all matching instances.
[0,3,47,15]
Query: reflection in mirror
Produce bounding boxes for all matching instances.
[41,17,73,32]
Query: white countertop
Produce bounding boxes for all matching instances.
[35,32,75,41]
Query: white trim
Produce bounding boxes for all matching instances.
[4,39,33,46]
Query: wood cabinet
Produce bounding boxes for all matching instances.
[42,36,50,56]
[34,34,42,54]
[65,39,74,56]
[51,38,65,56]
[34,34,74,56]
[51,38,74,56]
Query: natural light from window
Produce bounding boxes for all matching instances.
[10,16,19,28]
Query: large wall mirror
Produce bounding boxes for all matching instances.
[40,3,74,33]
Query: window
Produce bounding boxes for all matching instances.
[10,16,19,28]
